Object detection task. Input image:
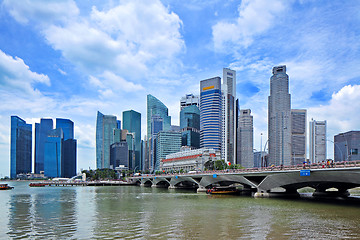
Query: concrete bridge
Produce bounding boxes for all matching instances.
[128,161,360,198]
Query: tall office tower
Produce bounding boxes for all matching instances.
[34,118,53,173]
[150,115,163,171]
[10,116,32,179]
[221,84,226,159]
[334,131,360,162]
[123,110,141,170]
[309,119,327,163]
[110,141,129,169]
[147,94,171,138]
[235,99,240,163]
[56,118,74,140]
[156,131,181,170]
[44,128,63,178]
[126,132,136,169]
[222,68,237,164]
[113,128,122,143]
[180,105,200,149]
[200,77,222,151]
[180,93,199,110]
[238,109,253,168]
[96,111,118,169]
[268,65,291,166]
[291,109,307,165]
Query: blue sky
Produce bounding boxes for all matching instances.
[0,0,359,177]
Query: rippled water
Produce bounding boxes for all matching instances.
[1,181,360,239]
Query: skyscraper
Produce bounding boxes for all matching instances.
[57,118,76,178]
[44,128,63,178]
[291,109,307,165]
[147,94,171,138]
[268,65,291,166]
[123,110,141,170]
[238,109,253,168]
[10,116,32,179]
[56,118,74,140]
[96,111,118,169]
[334,131,360,162]
[35,118,53,173]
[180,93,199,110]
[150,115,163,171]
[309,119,327,163]
[222,68,236,164]
[110,141,129,169]
[180,105,200,149]
[200,77,222,151]
[156,131,181,170]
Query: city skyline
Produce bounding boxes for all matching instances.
[1,1,360,177]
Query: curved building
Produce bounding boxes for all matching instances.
[147,94,171,137]
[200,77,222,151]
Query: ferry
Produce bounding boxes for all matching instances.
[29,183,47,187]
[206,186,240,195]
[0,184,14,190]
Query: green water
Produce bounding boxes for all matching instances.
[1,181,360,239]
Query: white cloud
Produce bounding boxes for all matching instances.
[212,0,287,51]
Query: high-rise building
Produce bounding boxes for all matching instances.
[126,132,136,170]
[44,128,63,178]
[268,65,291,166]
[309,119,327,163]
[238,109,253,168]
[222,68,237,164]
[156,131,181,170]
[180,105,200,149]
[147,94,171,138]
[96,111,118,169]
[149,115,163,171]
[110,141,129,169]
[62,138,77,178]
[10,116,32,179]
[180,94,199,110]
[56,118,74,140]
[123,110,141,170]
[200,77,222,151]
[34,118,53,174]
[235,99,240,164]
[334,131,360,162]
[291,109,307,165]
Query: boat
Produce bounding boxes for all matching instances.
[29,183,47,187]
[206,186,240,195]
[0,184,14,190]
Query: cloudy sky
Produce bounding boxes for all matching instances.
[1,0,359,177]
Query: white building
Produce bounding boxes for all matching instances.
[238,109,253,168]
[291,109,307,165]
[180,94,199,110]
[309,119,326,163]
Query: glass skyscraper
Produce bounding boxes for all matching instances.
[156,131,181,170]
[122,110,141,170]
[44,128,63,178]
[180,105,200,149]
[96,111,118,169]
[147,94,171,138]
[56,118,74,140]
[10,116,32,179]
[35,118,53,173]
[200,77,222,151]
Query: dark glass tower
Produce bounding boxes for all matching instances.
[10,116,32,179]
[35,118,53,173]
[147,94,171,137]
[122,110,141,170]
[180,105,200,149]
[56,118,74,140]
[44,128,63,178]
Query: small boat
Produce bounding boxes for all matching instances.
[29,183,47,187]
[0,184,14,190]
[206,186,240,195]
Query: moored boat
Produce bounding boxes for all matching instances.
[206,186,240,195]
[0,184,14,190]
[29,183,47,187]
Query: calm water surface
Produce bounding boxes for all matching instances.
[1,181,360,239]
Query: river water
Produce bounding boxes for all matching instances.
[1,181,360,239]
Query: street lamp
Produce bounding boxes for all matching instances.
[262,140,269,167]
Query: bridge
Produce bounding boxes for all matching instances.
[128,161,360,198]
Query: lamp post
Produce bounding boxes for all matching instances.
[260,133,263,168]
[262,140,269,167]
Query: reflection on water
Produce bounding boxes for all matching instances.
[2,182,360,239]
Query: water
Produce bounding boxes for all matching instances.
[1,181,360,239]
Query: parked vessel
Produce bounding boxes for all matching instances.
[206,186,240,195]
[0,184,14,190]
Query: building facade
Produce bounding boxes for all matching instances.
[309,119,327,163]
[180,93,199,110]
[34,118,53,174]
[291,109,307,165]
[200,77,222,151]
[44,128,63,178]
[123,110,141,170]
[56,118,74,140]
[334,131,360,162]
[96,111,118,169]
[180,105,200,149]
[62,138,77,178]
[222,68,236,165]
[268,65,292,166]
[110,141,129,169]
[10,116,32,179]
[147,94,171,137]
[156,131,181,170]
[238,109,253,168]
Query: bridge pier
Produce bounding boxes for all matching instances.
[197,186,207,193]
[313,189,350,198]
